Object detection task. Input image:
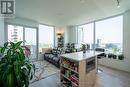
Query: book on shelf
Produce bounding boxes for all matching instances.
[61,58,79,87]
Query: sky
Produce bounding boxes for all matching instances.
[78,16,123,44]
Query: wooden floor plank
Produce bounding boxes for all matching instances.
[30,65,130,87]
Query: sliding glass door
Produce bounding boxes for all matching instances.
[7,24,54,60]
[8,24,37,60]
[25,27,37,59]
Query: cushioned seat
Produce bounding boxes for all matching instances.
[44,47,63,67]
[53,57,59,62]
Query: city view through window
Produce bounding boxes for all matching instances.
[95,16,123,54]
[8,24,54,59]
[8,25,23,42]
[39,24,54,52]
[78,16,123,54]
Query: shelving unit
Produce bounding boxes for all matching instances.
[60,58,79,87]
[60,51,102,87]
[57,33,64,47]
[61,65,79,74]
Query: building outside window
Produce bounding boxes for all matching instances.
[8,24,55,59]
[8,25,37,59]
[8,25,23,42]
[95,16,123,54]
[78,15,123,54]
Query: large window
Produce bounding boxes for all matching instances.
[95,16,123,53]
[78,23,94,49]
[39,24,54,52]
[7,24,55,59]
[8,25,37,59]
[78,16,123,53]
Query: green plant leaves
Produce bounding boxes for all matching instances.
[6,72,14,87]
[7,49,12,62]
[0,47,5,55]
[4,42,8,48]
[14,41,23,50]
[0,41,35,87]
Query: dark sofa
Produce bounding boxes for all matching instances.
[44,47,64,67]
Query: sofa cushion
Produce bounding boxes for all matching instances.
[44,54,54,59]
[42,48,52,54]
[49,54,55,59]
[44,47,64,67]
[52,48,57,55]
[52,57,59,62]
[57,48,63,54]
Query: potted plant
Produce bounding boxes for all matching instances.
[118,54,124,60]
[82,44,87,53]
[0,41,35,87]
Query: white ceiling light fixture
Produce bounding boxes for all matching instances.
[117,0,120,8]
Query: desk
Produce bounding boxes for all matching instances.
[60,51,103,87]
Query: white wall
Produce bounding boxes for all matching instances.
[0,18,5,45]
[55,26,65,47]
[99,10,130,72]
[55,26,78,46]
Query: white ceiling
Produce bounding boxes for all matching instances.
[15,0,130,26]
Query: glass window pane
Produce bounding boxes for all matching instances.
[39,24,54,52]
[78,28,83,43]
[25,27,37,59]
[78,23,94,49]
[95,16,123,52]
[8,25,23,43]
[83,23,94,44]
[25,28,36,45]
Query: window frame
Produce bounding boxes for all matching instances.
[95,16,123,51]
[6,23,38,59]
[38,24,55,52]
[77,15,123,52]
[77,23,94,49]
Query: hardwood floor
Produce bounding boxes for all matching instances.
[29,74,60,87]
[94,66,130,87]
[30,65,130,87]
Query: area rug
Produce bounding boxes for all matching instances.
[30,60,60,83]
